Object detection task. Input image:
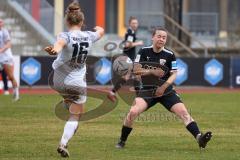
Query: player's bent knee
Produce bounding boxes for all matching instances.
[176,110,191,120]
[125,108,139,123]
[171,103,187,114]
[135,97,146,105]
[171,103,193,123]
[69,103,83,119]
[177,111,193,125]
[129,108,139,117]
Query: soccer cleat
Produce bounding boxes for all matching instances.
[115,140,125,149]
[57,144,70,158]
[197,131,212,149]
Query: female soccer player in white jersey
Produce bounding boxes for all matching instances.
[44,2,104,158]
[0,19,19,101]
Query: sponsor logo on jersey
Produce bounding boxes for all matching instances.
[160,59,166,65]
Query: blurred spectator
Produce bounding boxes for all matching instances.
[122,16,143,61]
[0,19,19,100]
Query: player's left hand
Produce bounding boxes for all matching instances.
[155,82,170,97]
[44,46,57,55]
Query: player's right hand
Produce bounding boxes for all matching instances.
[44,46,57,55]
[107,91,117,102]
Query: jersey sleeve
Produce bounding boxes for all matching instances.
[87,31,100,43]
[170,53,177,71]
[57,32,69,44]
[3,29,11,42]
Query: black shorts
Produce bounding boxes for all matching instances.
[137,90,182,111]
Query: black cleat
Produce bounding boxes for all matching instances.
[115,140,125,149]
[57,144,70,158]
[197,131,212,149]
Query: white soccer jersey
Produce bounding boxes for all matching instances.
[52,30,100,104]
[0,28,13,63]
[52,30,100,70]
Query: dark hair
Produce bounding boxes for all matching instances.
[128,16,138,24]
[65,1,81,13]
[152,26,168,36]
[65,2,84,26]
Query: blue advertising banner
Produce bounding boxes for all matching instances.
[232,57,240,87]
[175,58,230,87]
[175,59,188,85]
[94,58,112,85]
[204,59,223,85]
[20,56,54,86]
[21,57,41,85]
[19,56,231,87]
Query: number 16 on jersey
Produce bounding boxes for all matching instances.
[71,42,89,64]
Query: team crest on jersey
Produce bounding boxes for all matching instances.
[159,59,166,65]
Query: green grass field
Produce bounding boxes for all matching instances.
[0,92,240,160]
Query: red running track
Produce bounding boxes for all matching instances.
[1,86,240,95]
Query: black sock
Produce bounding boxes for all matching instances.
[120,125,132,142]
[186,121,201,138]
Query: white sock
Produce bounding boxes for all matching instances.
[13,87,19,100]
[60,120,79,146]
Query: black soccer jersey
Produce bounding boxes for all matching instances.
[123,28,137,61]
[136,46,177,89]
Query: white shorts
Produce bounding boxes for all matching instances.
[0,58,14,66]
[52,65,87,104]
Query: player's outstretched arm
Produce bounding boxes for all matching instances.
[166,70,177,85]
[124,40,143,49]
[94,26,104,38]
[44,39,66,55]
[131,40,144,47]
[133,64,165,77]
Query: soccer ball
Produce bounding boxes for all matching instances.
[112,55,133,76]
